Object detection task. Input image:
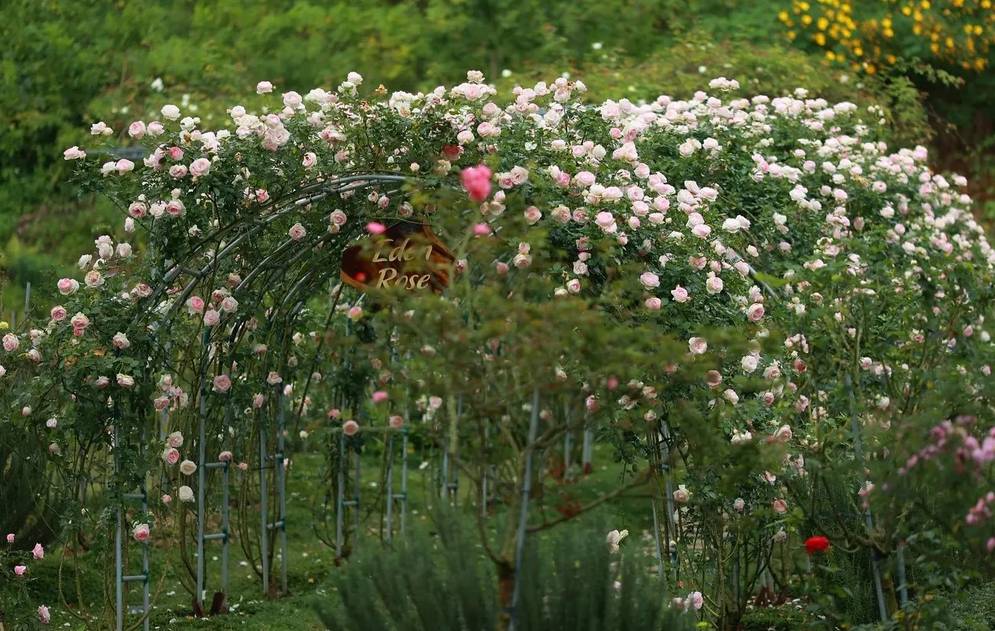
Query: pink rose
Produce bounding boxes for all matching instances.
[213,374,232,393]
[203,309,220,326]
[2,334,19,352]
[14,565,26,576]
[288,223,307,240]
[167,146,184,161]
[388,415,404,429]
[256,80,274,94]
[302,152,317,169]
[645,297,662,310]
[57,278,79,295]
[63,146,86,160]
[167,431,184,448]
[688,337,707,355]
[186,296,205,314]
[32,543,44,559]
[366,222,386,235]
[772,499,788,514]
[162,494,172,505]
[38,605,51,624]
[115,159,134,173]
[639,272,659,289]
[371,390,389,404]
[5,533,14,543]
[162,447,180,465]
[473,223,492,236]
[128,121,146,139]
[132,523,150,543]
[747,303,765,322]
[189,158,211,177]
[343,420,359,436]
[671,286,689,303]
[218,451,233,462]
[460,165,492,202]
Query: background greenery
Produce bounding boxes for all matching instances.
[3,0,994,314]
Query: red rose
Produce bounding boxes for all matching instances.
[804,535,831,555]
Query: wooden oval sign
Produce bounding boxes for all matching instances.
[340,222,454,292]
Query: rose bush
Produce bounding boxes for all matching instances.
[0,68,992,626]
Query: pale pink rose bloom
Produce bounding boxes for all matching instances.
[288,223,307,240]
[388,415,404,429]
[645,297,662,310]
[218,451,233,463]
[179,460,197,476]
[168,164,187,178]
[49,305,67,322]
[772,499,788,514]
[167,146,184,161]
[203,309,220,326]
[57,278,79,295]
[213,374,232,393]
[5,533,14,543]
[473,223,492,236]
[178,486,194,502]
[63,146,86,160]
[302,152,317,168]
[189,157,211,177]
[266,371,282,385]
[673,485,691,504]
[116,374,135,388]
[747,303,765,322]
[132,523,150,543]
[343,420,360,436]
[688,337,707,355]
[32,543,44,559]
[687,592,704,611]
[639,272,659,289]
[186,296,205,314]
[347,306,363,321]
[366,222,386,235]
[115,159,134,173]
[238,462,249,471]
[38,605,51,624]
[112,333,130,349]
[671,286,690,303]
[14,565,26,576]
[253,393,266,408]
[167,431,184,448]
[371,391,389,404]
[256,80,274,94]
[2,334,18,352]
[162,448,181,466]
[128,121,146,139]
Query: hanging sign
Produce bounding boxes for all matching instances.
[340,222,455,292]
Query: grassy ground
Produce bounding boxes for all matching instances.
[15,446,654,629]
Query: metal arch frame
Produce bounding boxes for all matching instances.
[112,173,420,628]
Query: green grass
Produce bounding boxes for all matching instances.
[10,446,656,629]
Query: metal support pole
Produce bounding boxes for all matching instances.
[846,375,889,623]
[115,501,124,631]
[195,331,209,611]
[352,438,361,550]
[385,432,395,543]
[335,430,345,555]
[276,387,288,594]
[508,388,541,631]
[581,427,594,474]
[259,403,269,594]
[400,428,409,535]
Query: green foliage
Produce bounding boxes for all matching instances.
[316,516,693,631]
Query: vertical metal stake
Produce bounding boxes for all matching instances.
[508,388,541,631]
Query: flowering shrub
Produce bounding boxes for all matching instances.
[780,0,995,73]
[1,68,993,626]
